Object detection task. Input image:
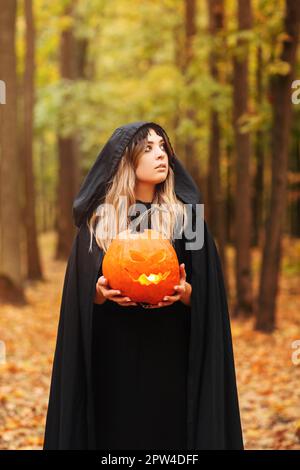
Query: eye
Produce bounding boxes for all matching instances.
[129,250,147,262]
[144,143,166,152]
[149,250,166,263]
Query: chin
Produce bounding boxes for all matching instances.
[154,175,167,184]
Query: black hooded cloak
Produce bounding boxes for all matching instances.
[43,121,244,450]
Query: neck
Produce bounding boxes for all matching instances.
[134,182,155,203]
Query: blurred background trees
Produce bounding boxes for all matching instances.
[0,0,299,333]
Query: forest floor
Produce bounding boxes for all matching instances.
[0,232,299,450]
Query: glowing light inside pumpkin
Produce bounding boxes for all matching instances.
[136,271,170,286]
[124,267,171,286]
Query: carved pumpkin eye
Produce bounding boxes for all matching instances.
[129,250,147,262]
[149,250,166,264]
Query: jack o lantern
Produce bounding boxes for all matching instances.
[102,228,180,305]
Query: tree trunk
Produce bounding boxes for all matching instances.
[255,0,300,332]
[224,138,234,246]
[207,0,228,285]
[0,0,25,304]
[73,36,88,197]
[183,0,203,193]
[172,20,185,161]
[22,0,43,280]
[55,5,80,260]
[232,0,253,317]
[288,107,300,237]
[252,45,265,249]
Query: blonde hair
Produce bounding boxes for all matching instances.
[87,126,187,253]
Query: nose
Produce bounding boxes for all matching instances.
[154,146,166,159]
[155,155,166,168]
[153,142,165,157]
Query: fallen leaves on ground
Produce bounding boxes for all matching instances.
[0,233,299,449]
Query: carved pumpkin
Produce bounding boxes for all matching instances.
[102,228,180,305]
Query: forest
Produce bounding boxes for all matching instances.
[0,0,299,451]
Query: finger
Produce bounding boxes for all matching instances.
[97,279,108,290]
[157,301,173,307]
[162,295,180,302]
[180,263,186,279]
[115,296,134,304]
[106,289,122,299]
[96,282,106,295]
[173,285,185,294]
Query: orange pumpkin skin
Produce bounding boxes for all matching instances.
[102,229,180,305]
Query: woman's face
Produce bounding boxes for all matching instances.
[135,128,169,185]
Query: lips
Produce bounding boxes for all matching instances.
[155,164,167,169]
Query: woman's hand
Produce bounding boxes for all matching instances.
[141,263,192,309]
[94,276,138,306]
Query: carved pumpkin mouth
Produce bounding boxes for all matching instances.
[124,268,171,285]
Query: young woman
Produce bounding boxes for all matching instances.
[43,121,244,450]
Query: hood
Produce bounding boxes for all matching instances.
[72,121,202,228]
